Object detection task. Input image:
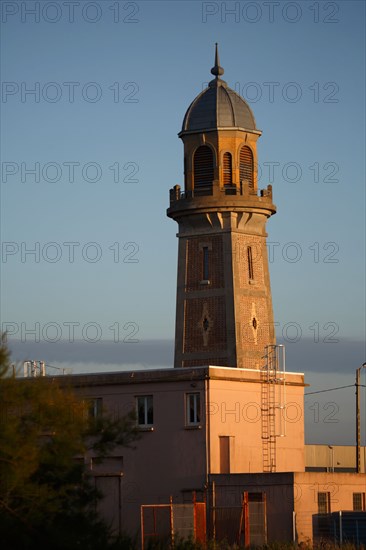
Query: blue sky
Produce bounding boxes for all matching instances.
[1,1,365,443]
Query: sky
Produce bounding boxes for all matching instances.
[0,0,365,444]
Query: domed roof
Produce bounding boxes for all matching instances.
[180,45,258,135]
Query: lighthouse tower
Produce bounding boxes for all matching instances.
[168,46,276,370]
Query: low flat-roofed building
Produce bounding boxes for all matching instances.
[51,366,366,544]
[305,444,366,473]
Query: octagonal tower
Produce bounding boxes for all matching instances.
[167,45,276,369]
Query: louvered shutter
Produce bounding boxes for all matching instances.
[223,152,232,185]
[239,146,254,189]
[194,146,214,191]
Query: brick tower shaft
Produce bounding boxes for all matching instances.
[167,46,276,369]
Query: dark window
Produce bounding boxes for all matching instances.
[84,398,103,420]
[353,492,365,511]
[247,246,254,280]
[318,492,330,514]
[194,146,214,194]
[137,396,153,427]
[223,152,232,185]
[186,393,201,425]
[248,492,264,502]
[239,146,254,190]
[202,246,209,280]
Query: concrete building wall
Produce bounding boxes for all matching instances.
[305,444,366,473]
[72,371,208,535]
[66,366,306,535]
[208,368,305,474]
[294,472,366,543]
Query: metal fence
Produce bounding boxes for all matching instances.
[313,511,366,546]
[248,501,267,546]
[140,500,206,549]
[212,506,243,545]
[211,493,267,546]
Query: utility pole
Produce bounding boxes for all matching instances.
[356,363,366,473]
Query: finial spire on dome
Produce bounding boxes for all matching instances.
[211,43,224,78]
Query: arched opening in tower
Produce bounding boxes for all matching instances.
[193,145,214,196]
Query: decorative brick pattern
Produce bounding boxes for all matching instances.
[239,295,271,350]
[184,296,227,353]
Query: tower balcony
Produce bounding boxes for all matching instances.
[167,180,276,220]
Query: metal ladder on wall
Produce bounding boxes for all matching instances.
[261,345,286,472]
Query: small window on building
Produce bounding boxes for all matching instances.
[353,492,365,511]
[247,246,254,280]
[318,492,330,514]
[137,395,153,427]
[202,247,209,280]
[84,398,103,420]
[186,393,201,426]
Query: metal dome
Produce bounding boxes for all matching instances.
[180,45,258,135]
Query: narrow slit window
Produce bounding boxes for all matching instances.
[247,246,254,280]
[186,393,201,425]
[203,246,209,280]
[137,395,153,427]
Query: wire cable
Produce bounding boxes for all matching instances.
[305,384,358,395]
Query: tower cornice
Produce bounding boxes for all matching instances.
[178,127,262,138]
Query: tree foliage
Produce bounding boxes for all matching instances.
[0,335,139,549]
